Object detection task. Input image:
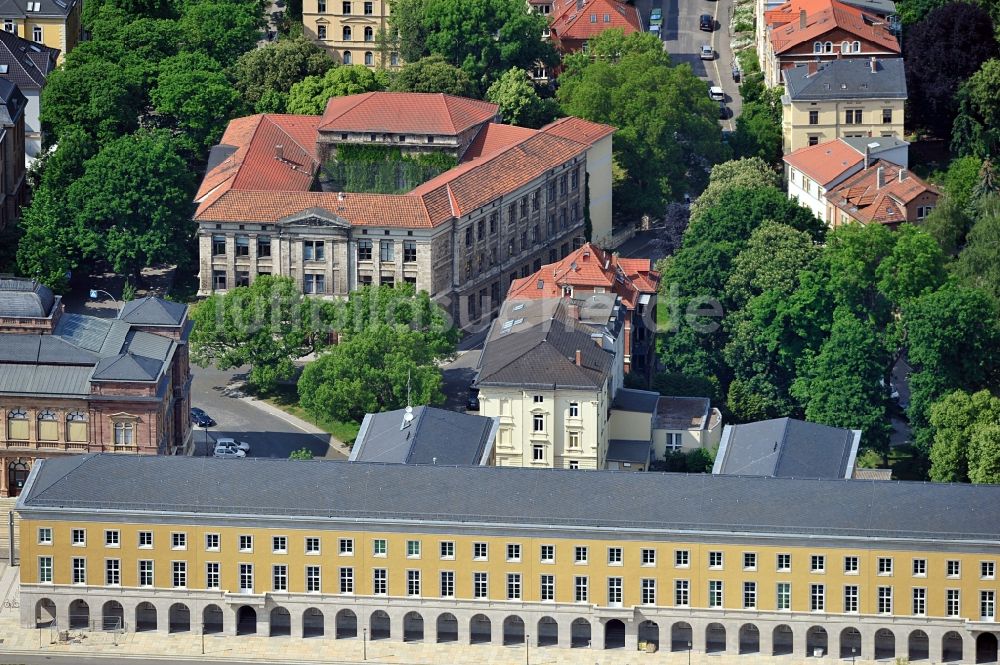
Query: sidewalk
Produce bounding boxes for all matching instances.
[238,395,351,459]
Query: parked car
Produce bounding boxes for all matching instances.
[215,437,251,453]
[709,86,725,101]
[700,13,714,30]
[466,387,480,412]
[650,7,663,25]
[648,23,660,35]
[719,102,728,118]
[190,407,215,427]
[213,445,246,459]
[700,44,715,60]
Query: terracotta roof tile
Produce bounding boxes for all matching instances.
[549,0,642,41]
[827,160,938,225]
[463,123,537,161]
[769,0,899,54]
[540,116,616,145]
[195,190,433,228]
[783,139,864,186]
[318,92,498,135]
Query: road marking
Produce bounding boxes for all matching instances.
[710,0,736,131]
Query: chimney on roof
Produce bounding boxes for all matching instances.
[575,349,582,366]
[870,56,877,73]
[582,249,590,261]
[568,303,581,319]
[864,144,870,169]
[807,61,818,75]
[799,9,807,27]
[876,165,885,189]
[275,144,284,161]
[898,168,907,182]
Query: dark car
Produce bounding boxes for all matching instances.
[719,102,728,119]
[466,387,480,411]
[190,407,216,428]
[700,13,714,30]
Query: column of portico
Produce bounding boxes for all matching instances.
[689,619,707,653]
[255,609,266,637]
[725,621,740,654]
[290,609,304,638]
[425,614,438,644]
[455,614,470,644]
[859,626,876,661]
[226,608,239,636]
[224,236,236,289]
[490,615,505,646]
[759,623,774,656]
[796,625,811,658]
[624,619,639,651]
[592,618,605,649]
[557,619,572,648]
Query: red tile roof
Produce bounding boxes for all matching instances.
[783,139,864,186]
[195,190,434,227]
[540,116,616,144]
[318,92,499,135]
[826,160,938,225]
[769,0,899,54]
[549,0,642,42]
[462,123,537,161]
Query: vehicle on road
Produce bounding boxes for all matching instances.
[216,437,251,453]
[190,407,215,427]
[719,102,728,118]
[648,23,660,35]
[709,85,725,101]
[700,44,715,60]
[650,7,662,25]
[213,445,246,459]
[700,13,714,30]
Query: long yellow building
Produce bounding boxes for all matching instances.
[16,454,1000,662]
[0,0,80,62]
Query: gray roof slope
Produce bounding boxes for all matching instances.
[0,0,78,19]
[654,396,713,430]
[19,453,1000,543]
[119,297,187,326]
[351,406,496,465]
[715,417,857,479]
[841,135,908,154]
[0,334,100,364]
[91,352,163,382]
[476,299,613,389]
[123,330,173,361]
[607,439,652,463]
[0,77,24,125]
[0,363,94,395]
[0,29,57,90]
[784,58,906,101]
[612,388,660,413]
[0,277,54,317]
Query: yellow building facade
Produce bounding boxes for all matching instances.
[301,0,398,68]
[0,0,81,63]
[16,454,1000,662]
[782,97,906,155]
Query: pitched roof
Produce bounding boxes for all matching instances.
[714,417,860,479]
[0,0,78,19]
[606,439,652,463]
[91,352,163,382]
[783,57,906,100]
[784,139,866,186]
[119,297,187,326]
[0,77,25,125]
[0,29,58,91]
[318,92,498,135]
[20,453,1000,544]
[475,298,614,389]
[653,396,714,430]
[350,406,497,466]
[612,388,660,413]
[0,277,55,317]
[196,189,435,227]
[462,122,537,161]
[769,0,900,54]
[827,159,938,225]
[541,116,617,144]
[549,0,643,42]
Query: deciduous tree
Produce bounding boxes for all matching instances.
[388,54,475,96]
[927,389,1000,482]
[286,65,388,114]
[485,67,559,129]
[230,37,334,112]
[40,57,143,146]
[179,1,263,67]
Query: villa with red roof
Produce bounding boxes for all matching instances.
[194,92,615,329]
[826,160,938,229]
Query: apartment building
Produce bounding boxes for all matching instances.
[826,159,939,228]
[0,78,25,229]
[301,0,396,67]
[0,29,57,162]
[0,0,80,62]
[194,93,613,328]
[17,453,1000,662]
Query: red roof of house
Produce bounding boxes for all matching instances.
[318,92,499,135]
[507,242,659,309]
[462,123,537,161]
[826,160,938,225]
[540,116,616,144]
[549,0,642,42]
[783,139,865,187]
[769,0,899,54]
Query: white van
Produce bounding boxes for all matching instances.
[709,86,725,101]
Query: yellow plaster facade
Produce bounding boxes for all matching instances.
[781,97,905,154]
[0,1,80,63]
[301,0,398,68]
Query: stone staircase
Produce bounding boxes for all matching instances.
[0,496,20,561]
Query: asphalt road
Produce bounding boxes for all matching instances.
[189,365,342,460]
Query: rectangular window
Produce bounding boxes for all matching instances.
[641,548,656,566]
[982,590,995,620]
[575,546,588,564]
[304,273,325,294]
[372,539,386,556]
[913,558,927,576]
[777,553,791,572]
[878,586,893,614]
[239,535,253,552]
[532,443,544,461]
[272,564,287,591]
[105,559,121,586]
[541,574,554,601]
[272,536,287,553]
[139,560,154,587]
[507,543,521,562]
[301,565,320,593]
[38,527,52,545]
[811,584,825,611]
[379,240,394,262]
[983,561,996,579]
[777,582,791,610]
[532,413,544,432]
[574,576,588,602]
[708,580,723,607]
[675,579,690,606]
[844,585,859,613]
[882,108,892,124]
[406,540,420,558]
[568,431,580,448]
[38,556,52,583]
[173,561,187,588]
[364,0,372,13]
[811,555,825,573]
[878,557,893,575]
[72,529,86,546]
[337,538,353,556]
[171,533,186,550]
[641,578,656,605]
[235,235,250,256]
[440,541,455,559]
[72,557,86,584]
[474,572,488,598]
[257,235,271,257]
[844,556,859,574]
[206,562,219,589]
[373,568,387,595]
[205,533,220,551]
[212,235,226,256]
[744,581,757,609]
[947,560,961,577]
[440,571,455,597]
[357,239,372,261]
[403,240,417,262]
[709,551,723,568]
[913,587,926,615]
[743,552,757,570]
[540,544,554,563]
[139,531,153,548]
[946,589,960,616]
[675,550,690,567]
[607,577,623,605]
[809,109,819,125]
[105,530,120,547]
[473,542,488,560]
[239,564,253,592]
[342,0,350,12]
[507,573,522,600]
[608,547,622,565]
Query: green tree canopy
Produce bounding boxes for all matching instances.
[874,223,947,306]
[730,87,783,165]
[969,424,1000,484]
[229,36,334,112]
[951,59,1000,159]
[928,389,1000,482]
[178,1,263,67]
[387,54,476,96]
[922,196,974,255]
[954,196,1000,302]
[298,323,446,423]
[15,186,80,292]
[485,67,559,129]
[724,220,820,311]
[286,65,388,114]
[690,157,780,219]
[289,447,316,460]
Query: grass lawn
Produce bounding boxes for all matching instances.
[259,384,360,445]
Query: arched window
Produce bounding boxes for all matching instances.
[342,25,352,40]
[853,40,861,52]
[824,41,833,52]
[841,40,850,53]
[364,51,373,65]
[37,409,57,441]
[113,421,134,446]
[342,50,352,64]
[364,26,373,41]
[813,41,822,53]
[7,408,27,440]
[67,411,88,443]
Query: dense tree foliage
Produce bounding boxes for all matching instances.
[928,389,1000,482]
[485,68,559,129]
[388,55,476,96]
[230,37,334,113]
[730,87,783,165]
[286,65,388,114]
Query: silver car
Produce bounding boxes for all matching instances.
[213,445,246,459]
[700,44,714,60]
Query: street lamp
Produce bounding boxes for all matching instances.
[362,626,367,661]
[851,646,857,665]
[525,632,530,665]
[88,289,123,318]
[688,640,693,665]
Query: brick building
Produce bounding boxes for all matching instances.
[0,278,192,497]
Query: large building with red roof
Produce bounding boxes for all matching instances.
[194,92,615,329]
[826,159,938,229]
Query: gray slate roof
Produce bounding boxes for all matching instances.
[784,58,906,101]
[119,297,187,326]
[612,388,660,413]
[0,77,24,125]
[91,352,163,382]
[607,439,652,464]
[476,298,613,389]
[0,0,78,19]
[0,277,54,317]
[350,406,497,466]
[713,417,860,479]
[654,396,713,430]
[841,135,908,154]
[0,29,57,91]
[18,453,1000,544]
